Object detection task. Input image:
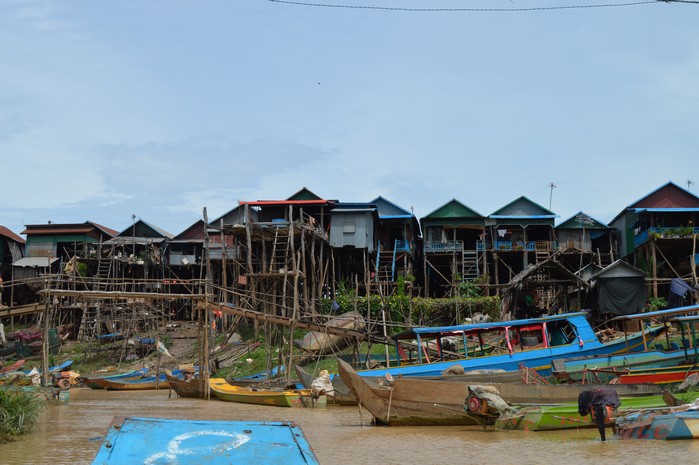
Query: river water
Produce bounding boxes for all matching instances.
[1,388,698,464]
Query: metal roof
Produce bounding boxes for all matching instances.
[0,225,25,243]
[12,257,59,267]
[240,199,335,206]
[633,208,699,213]
[489,215,558,219]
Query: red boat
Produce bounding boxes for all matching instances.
[618,365,699,385]
[0,359,26,374]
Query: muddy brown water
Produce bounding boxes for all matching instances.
[1,388,698,464]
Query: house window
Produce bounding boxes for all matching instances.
[343,223,356,234]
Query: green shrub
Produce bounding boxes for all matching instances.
[0,388,46,440]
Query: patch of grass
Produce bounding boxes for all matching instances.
[0,388,46,442]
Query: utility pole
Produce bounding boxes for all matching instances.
[548,182,557,210]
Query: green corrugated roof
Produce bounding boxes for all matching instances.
[422,199,485,221]
[556,212,609,230]
[491,196,555,217]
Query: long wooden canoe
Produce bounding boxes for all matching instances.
[337,359,668,426]
[80,368,150,389]
[337,358,484,426]
[210,378,325,408]
[617,365,699,385]
[102,370,184,390]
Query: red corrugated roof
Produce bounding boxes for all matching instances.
[0,225,25,243]
[239,200,335,206]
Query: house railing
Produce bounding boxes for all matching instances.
[634,226,699,248]
[476,240,558,252]
[424,240,464,253]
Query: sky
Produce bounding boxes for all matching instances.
[1,0,698,237]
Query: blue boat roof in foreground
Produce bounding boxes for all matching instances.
[91,417,319,465]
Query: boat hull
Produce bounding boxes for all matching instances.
[617,410,699,440]
[210,378,325,408]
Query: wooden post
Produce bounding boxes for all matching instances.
[494,253,500,296]
[651,242,658,298]
[155,345,161,390]
[244,203,258,338]
[41,294,51,387]
[202,207,212,399]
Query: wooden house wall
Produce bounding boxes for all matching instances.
[557,229,592,251]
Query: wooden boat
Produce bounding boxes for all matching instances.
[616,406,699,440]
[499,392,699,431]
[552,348,694,383]
[90,416,320,464]
[210,377,325,408]
[0,358,25,374]
[337,358,493,426]
[616,365,699,385]
[101,370,184,390]
[166,370,207,398]
[294,310,365,353]
[80,368,150,389]
[352,311,668,380]
[337,359,665,426]
[298,363,553,407]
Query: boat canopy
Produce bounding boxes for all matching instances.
[608,304,699,322]
[392,312,588,340]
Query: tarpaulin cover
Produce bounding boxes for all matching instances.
[598,277,646,315]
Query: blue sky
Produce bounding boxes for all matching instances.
[1,0,698,237]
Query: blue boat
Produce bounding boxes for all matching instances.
[101,369,186,390]
[351,312,667,379]
[21,360,73,376]
[552,304,699,382]
[80,367,150,389]
[617,408,699,440]
[91,417,320,464]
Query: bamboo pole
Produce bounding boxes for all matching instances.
[41,292,50,387]
[202,207,212,399]
[651,241,658,298]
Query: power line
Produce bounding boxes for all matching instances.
[267,0,681,13]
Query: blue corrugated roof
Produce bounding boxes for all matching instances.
[633,208,699,213]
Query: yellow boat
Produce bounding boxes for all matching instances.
[209,378,325,408]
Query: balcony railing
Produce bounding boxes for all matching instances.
[476,240,558,252]
[424,240,464,253]
[634,226,699,248]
